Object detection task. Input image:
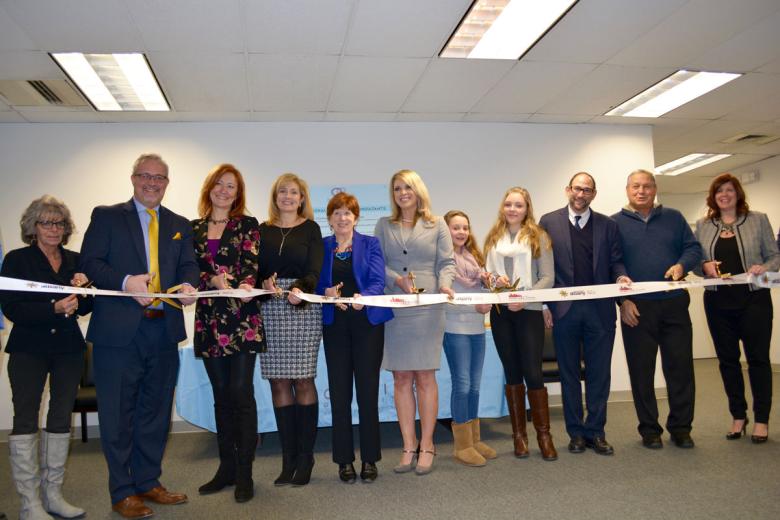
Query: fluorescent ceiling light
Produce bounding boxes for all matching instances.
[606,70,741,118]
[51,52,169,111]
[440,0,578,59]
[656,153,732,176]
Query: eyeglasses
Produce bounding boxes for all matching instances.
[133,172,169,183]
[37,220,66,230]
[569,186,595,195]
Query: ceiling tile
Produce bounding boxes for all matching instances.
[100,111,183,122]
[171,112,251,122]
[247,54,339,112]
[16,107,106,123]
[324,112,398,122]
[396,112,465,122]
[327,56,429,112]
[0,4,37,50]
[665,72,780,120]
[526,114,593,123]
[151,52,249,111]
[0,51,63,79]
[245,0,352,55]
[462,113,530,123]
[126,0,244,52]
[2,0,142,51]
[539,65,674,115]
[402,59,513,113]
[472,61,596,114]
[0,111,26,122]
[345,0,471,58]
[525,0,688,64]
[251,112,325,122]
[688,9,780,72]
[607,0,780,68]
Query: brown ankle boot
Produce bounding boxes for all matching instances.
[505,384,529,458]
[528,387,558,461]
[471,419,497,459]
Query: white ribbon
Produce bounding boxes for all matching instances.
[2,272,777,308]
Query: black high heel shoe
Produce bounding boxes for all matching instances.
[751,422,768,444]
[726,418,748,440]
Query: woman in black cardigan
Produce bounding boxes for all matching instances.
[0,195,91,519]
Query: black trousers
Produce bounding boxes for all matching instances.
[8,350,83,435]
[489,307,544,389]
[323,308,384,464]
[704,289,773,423]
[203,352,258,465]
[621,292,695,437]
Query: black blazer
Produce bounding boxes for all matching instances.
[80,199,199,347]
[539,207,627,329]
[0,245,91,354]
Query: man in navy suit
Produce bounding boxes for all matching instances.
[80,153,198,519]
[539,172,630,456]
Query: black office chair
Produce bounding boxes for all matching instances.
[72,341,97,442]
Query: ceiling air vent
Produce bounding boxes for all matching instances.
[0,79,88,107]
[720,133,780,146]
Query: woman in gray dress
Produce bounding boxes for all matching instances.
[374,169,456,475]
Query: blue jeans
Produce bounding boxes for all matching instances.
[443,332,486,424]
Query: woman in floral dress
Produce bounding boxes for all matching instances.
[192,164,265,503]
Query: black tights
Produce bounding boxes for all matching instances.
[490,307,544,389]
[270,378,318,407]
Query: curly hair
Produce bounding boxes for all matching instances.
[20,195,76,245]
[483,187,549,259]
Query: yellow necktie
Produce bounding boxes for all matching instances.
[146,209,161,305]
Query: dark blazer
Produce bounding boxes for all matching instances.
[80,199,199,347]
[539,207,627,328]
[0,245,91,354]
[191,215,266,357]
[316,230,393,326]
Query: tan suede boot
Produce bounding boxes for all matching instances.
[528,387,558,461]
[452,421,486,467]
[471,419,497,459]
[505,384,529,458]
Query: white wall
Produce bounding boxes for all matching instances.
[0,121,655,432]
[658,155,780,363]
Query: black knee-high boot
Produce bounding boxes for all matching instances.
[291,403,319,486]
[198,403,237,495]
[234,398,258,502]
[273,405,298,486]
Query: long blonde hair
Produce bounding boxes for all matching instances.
[266,173,314,224]
[388,169,435,224]
[483,187,549,259]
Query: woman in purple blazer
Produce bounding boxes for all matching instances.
[316,192,393,483]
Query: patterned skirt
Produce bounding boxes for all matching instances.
[259,278,323,379]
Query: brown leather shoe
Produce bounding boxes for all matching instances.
[138,486,188,505]
[111,496,153,519]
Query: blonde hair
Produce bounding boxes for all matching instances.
[483,187,549,259]
[388,169,435,224]
[266,173,314,224]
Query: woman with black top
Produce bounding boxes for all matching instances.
[191,164,265,502]
[259,173,324,486]
[695,173,780,443]
[316,192,393,483]
[1,195,91,519]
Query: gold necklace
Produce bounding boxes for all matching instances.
[278,225,295,256]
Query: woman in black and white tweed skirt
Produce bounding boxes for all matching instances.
[258,173,323,486]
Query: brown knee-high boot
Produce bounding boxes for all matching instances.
[528,387,558,461]
[504,384,529,458]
